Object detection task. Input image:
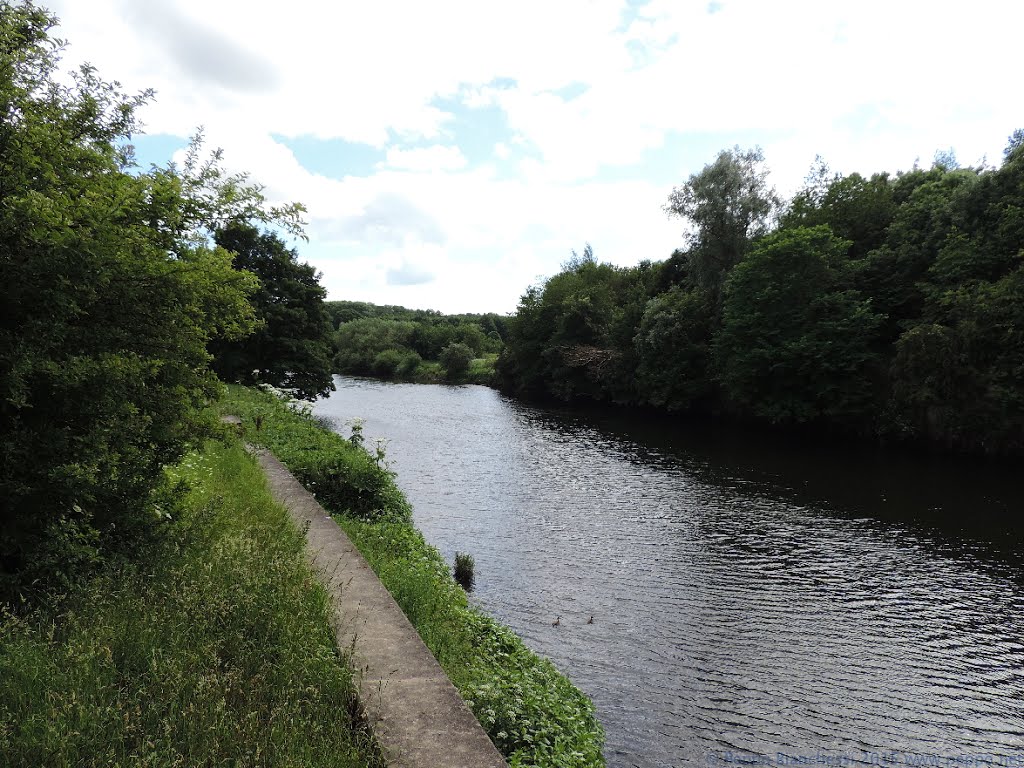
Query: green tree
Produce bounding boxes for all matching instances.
[333,318,416,375]
[439,342,473,381]
[210,222,334,400]
[855,166,978,341]
[887,136,1024,453]
[890,267,1024,454]
[783,164,895,261]
[0,3,289,597]
[715,226,883,426]
[372,348,406,379]
[664,146,779,296]
[634,287,715,411]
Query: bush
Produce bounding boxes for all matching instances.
[220,386,411,523]
[398,350,424,379]
[372,348,406,379]
[454,552,475,591]
[439,342,474,381]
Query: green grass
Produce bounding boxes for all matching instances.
[223,385,605,768]
[412,360,444,382]
[467,353,499,385]
[0,435,382,768]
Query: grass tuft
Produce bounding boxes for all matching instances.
[454,551,475,591]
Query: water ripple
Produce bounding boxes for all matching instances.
[317,378,1024,767]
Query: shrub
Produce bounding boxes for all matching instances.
[439,342,474,381]
[398,350,424,379]
[220,386,411,523]
[372,348,406,379]
[454,552,475,591]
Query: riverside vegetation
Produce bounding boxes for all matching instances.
[497,141,1024,457]
[0,430,382,767]
[222,385,606,768]
[326,300,506,384]
[0,5,369,764]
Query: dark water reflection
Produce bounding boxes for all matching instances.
[314,377,1024,768]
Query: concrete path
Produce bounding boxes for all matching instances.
[254,448,508,768]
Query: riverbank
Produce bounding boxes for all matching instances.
[0,433,382,767]
[222,384,606,768]
[336,352,499,387]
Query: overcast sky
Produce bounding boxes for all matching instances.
[48,0,1022,314]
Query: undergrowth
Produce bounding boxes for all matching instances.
[0,434,382,768]
[222,384,605,768]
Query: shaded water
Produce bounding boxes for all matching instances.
[314,377,1024,768]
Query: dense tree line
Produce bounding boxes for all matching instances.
[497,138,1024,456]
[0,3,332,598]
[327,300,506,381]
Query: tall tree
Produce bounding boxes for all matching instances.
[783,166,895,261]
[714,226,883,426]
[211,222,335,400]
[0,3,291,596]
[664,146,779,296]
[634,286,715,411]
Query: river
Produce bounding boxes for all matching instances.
[313,376,1024,768]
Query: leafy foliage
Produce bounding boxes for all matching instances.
[0,4,303,596]
[439,342,474,381]
[329,301,504,383]
[499,132,1024,456]
[210,221,335,400]
[496,250,657,405]
[664,146,779,295]
[634,286,715,411]
[715,227,883,425]
[221,386,411,522]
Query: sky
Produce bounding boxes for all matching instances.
[47,0,1023,314]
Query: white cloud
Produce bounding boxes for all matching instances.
[43,0,1024,312]
[381,145,468,173]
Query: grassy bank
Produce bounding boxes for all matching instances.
[223,384,605,768]
[0,434,381,768]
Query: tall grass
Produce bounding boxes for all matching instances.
[468,353,499,385]
[223,385,605,768]
[0,436,382,768]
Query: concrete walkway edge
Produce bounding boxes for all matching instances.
[254,447,508,768]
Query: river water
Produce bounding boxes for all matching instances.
[313,377,1024,768]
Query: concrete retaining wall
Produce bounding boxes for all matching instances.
[254,448,507,768]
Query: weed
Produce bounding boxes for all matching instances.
[454,551,475,591]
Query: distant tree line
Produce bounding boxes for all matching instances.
[497,136,1024,457]
[327,301,507,382]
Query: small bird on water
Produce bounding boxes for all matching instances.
[587,616,594,624]
[552,616,560,627]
